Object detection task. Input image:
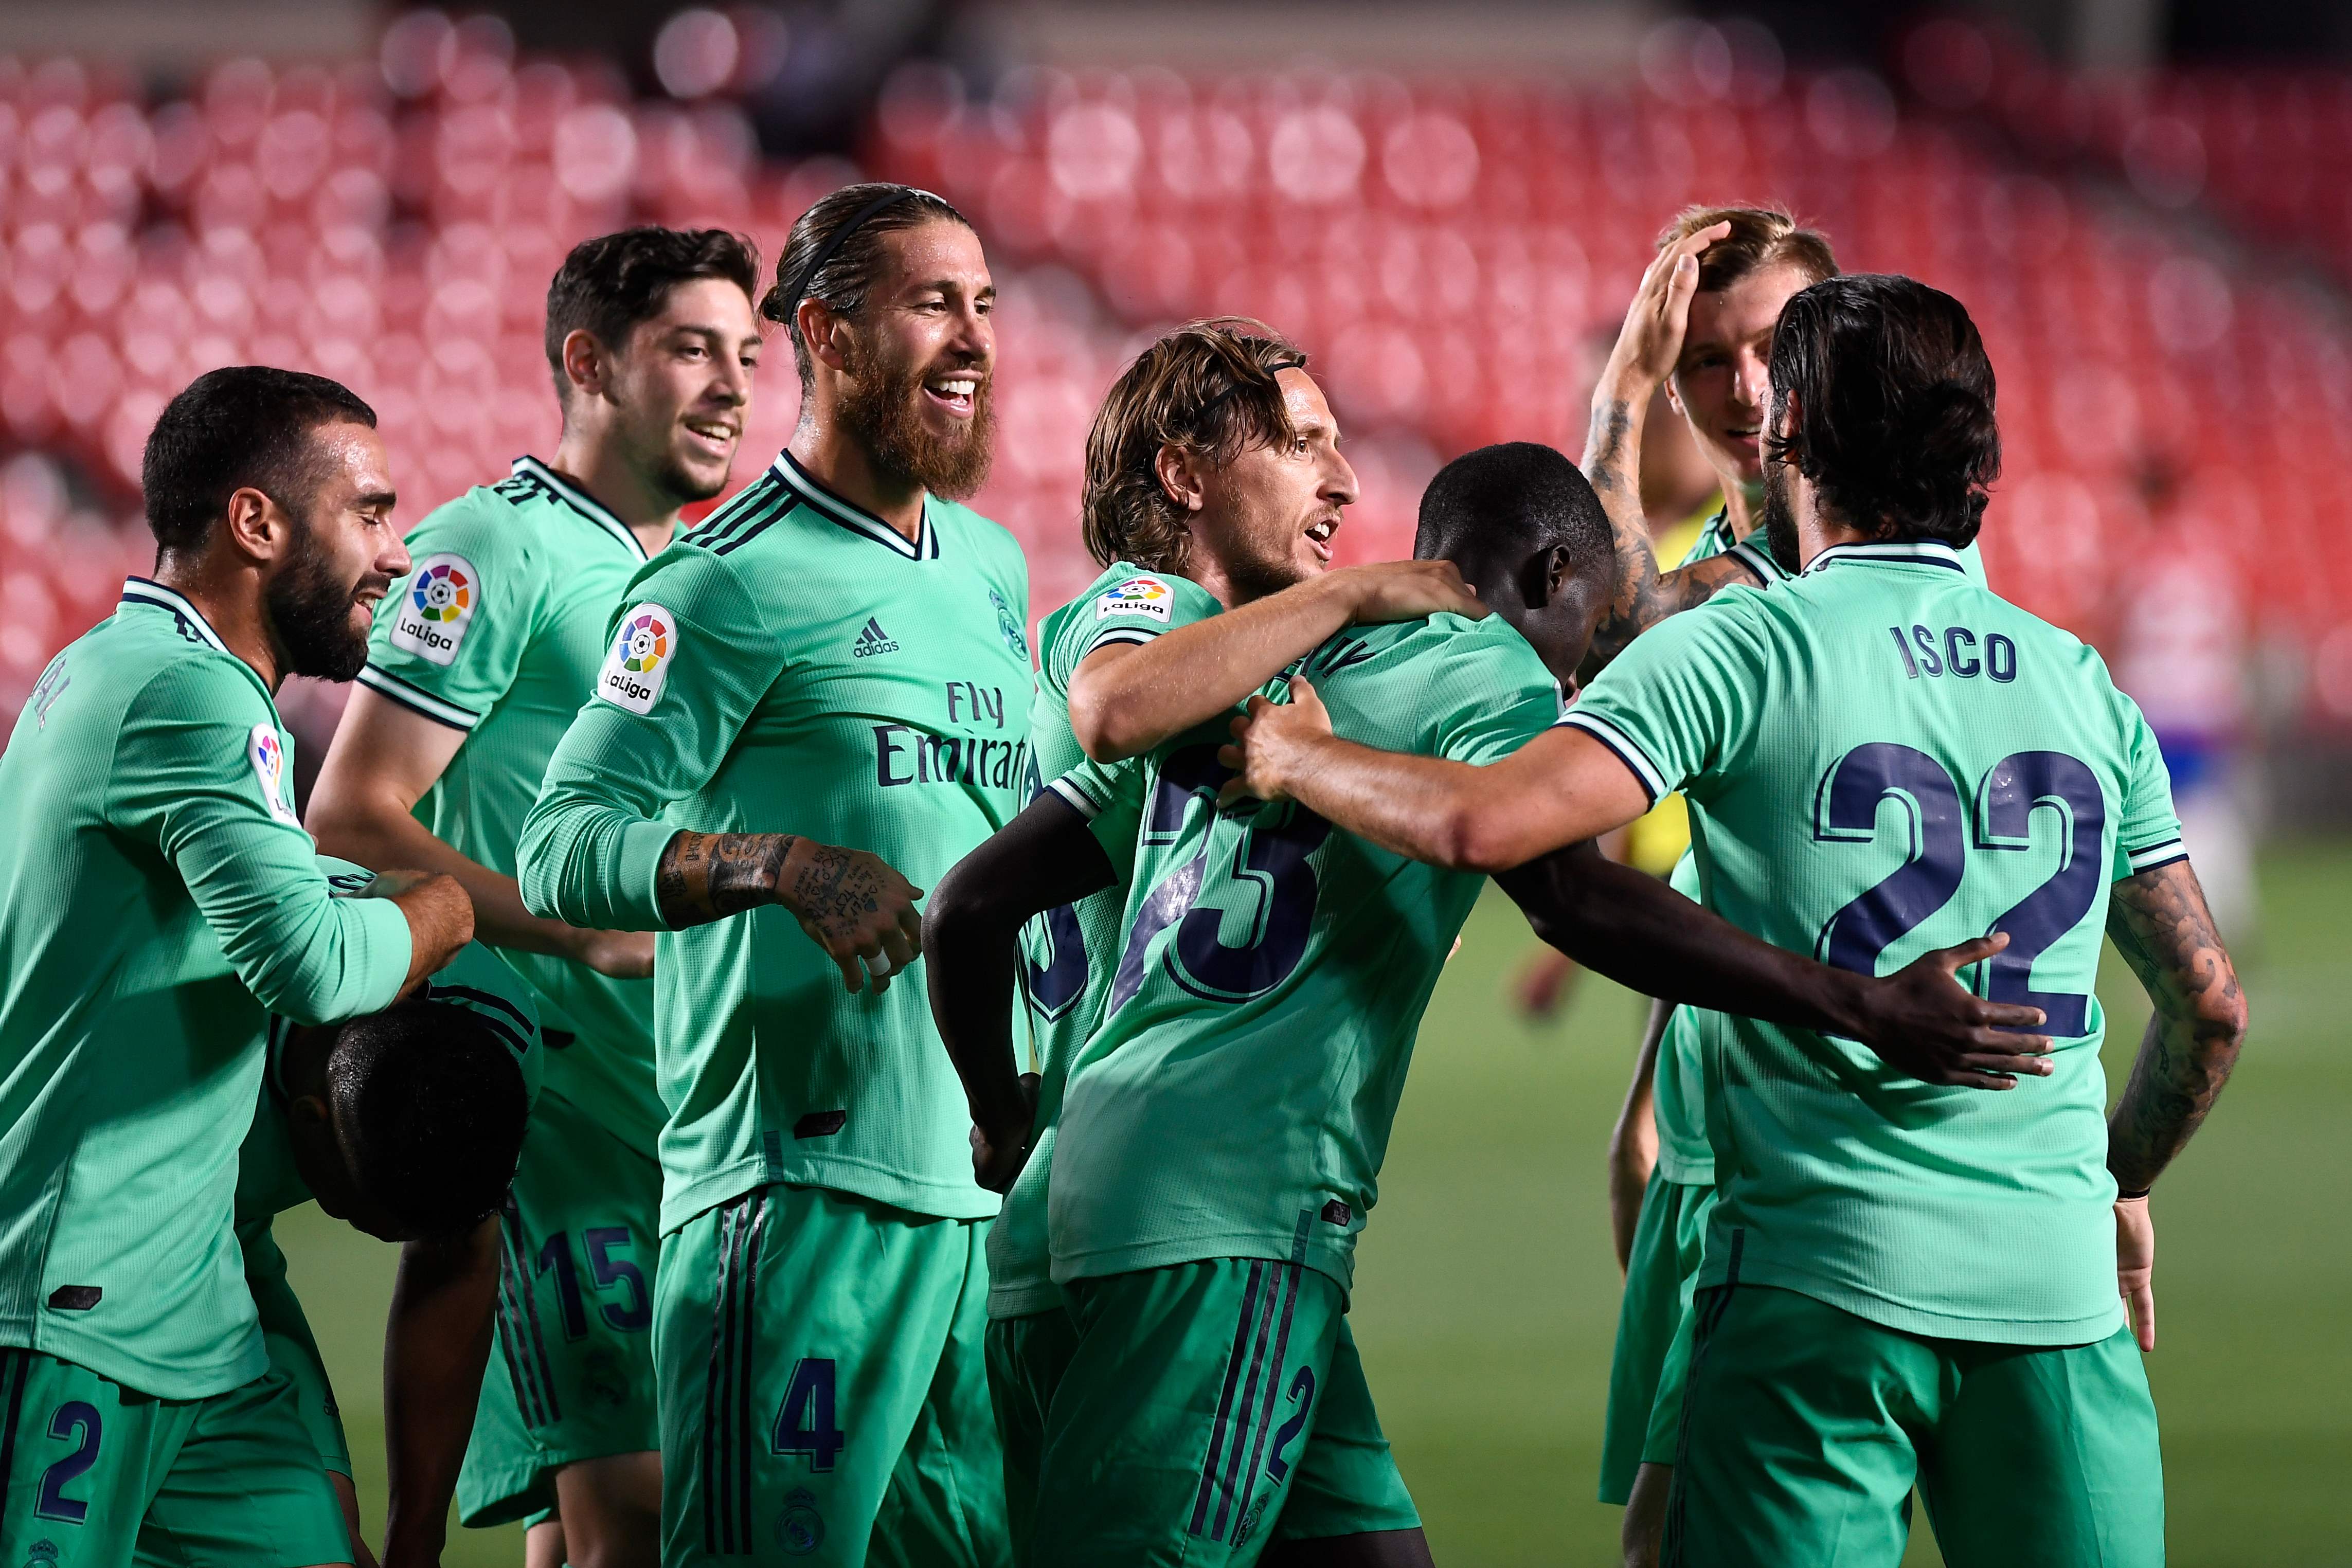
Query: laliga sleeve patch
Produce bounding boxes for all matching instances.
[1095,575,1173,621]
[597,603,676,715]
[247,723,301,825]
[390,552,480,666]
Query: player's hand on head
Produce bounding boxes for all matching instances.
[1341,560,1489,625]
[778,841,925,994]
[1604,220,1732,393]
[1850,931,2055,1090]
[2115,1195,2156,1351]
[1217,679,1333,808]
[576,928,656,979]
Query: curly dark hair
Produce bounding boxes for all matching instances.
[1765,274,2000,547]
[1080,319,1306,573]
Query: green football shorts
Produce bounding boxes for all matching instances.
[1029,1258,1420,1567]
[1662,1279,2163,1568]
[1599,1170,1715,1503]
[0,1350,350,1567]
[459,1086,663,1527]
[984,1307,1080,1560]
[656,1183,1007,1566]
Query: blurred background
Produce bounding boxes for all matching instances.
[0,0,2344,1562]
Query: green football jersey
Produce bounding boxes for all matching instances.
[989,563,1224,1320]
[0,580,412,1399]
[1565,538,2185,1345]
[1049,614,1562,1293]
[518,451,1034,1232]
[361,456,663,1151]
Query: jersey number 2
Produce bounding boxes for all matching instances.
[35,1400,101,1522]
[1816,743,2105,1035]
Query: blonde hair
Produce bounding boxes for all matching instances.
[1658,205,1838,293]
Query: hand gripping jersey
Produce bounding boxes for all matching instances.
[361,457,664,1151]
[990,564,1225,1320]
[518,450,1034,1232]
[0,581,412,1399]
[1563,538,2184,1344]
[1049,614,1562,1294]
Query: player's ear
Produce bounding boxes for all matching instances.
[561,327,608,401]
[1541,544,1574,606]
[797,296,851,375]
[221,485,292,566]
[1154,443,1207,514]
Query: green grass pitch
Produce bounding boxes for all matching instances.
[276,837,2352,1564]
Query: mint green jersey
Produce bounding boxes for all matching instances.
[1050,615,1562,1293]
[361,456,663,1151]
[1565,538,2185,1344]
[518,452,1034,1232]
[989,563,1224,1320]
[0,581,412,1399]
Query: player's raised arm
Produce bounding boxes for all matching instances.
[923,788,1118,1190]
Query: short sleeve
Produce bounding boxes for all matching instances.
[517,547,786,930]
[360,493,537,732]
[1422,625,1563,766]
[1051,571,1222,685]
[1044,756,1144,864]
[1557,597,1772,807]
[2112,689,2186,879]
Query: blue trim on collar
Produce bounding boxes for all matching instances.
[120,578,231,653]
[509,457,649,561]
[1803,540,1969,575]
[771,450,936,562]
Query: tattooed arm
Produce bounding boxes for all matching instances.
[654,831,926,994]
[2100,859,2249,1349]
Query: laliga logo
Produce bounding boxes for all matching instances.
[605,610,669,702]
[252,728,282,784]
[410,562,471,622]
[1108,578,1166,602]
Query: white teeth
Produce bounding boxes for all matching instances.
[935,379,976,396]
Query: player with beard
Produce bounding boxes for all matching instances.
[309,227,763,1567]
[1224,276,2245,1568]
[0,367,472,1566]
[518,185,1025,1566]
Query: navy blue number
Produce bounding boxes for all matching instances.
[1974,751,2105,1037]
[1107,746,1236,1013]
[1264,1366,1316,1483]
[536,1233,588,1340]
[35,1401,101,1522]
[1813,743,1966,976]
[584,1227,652,1331]
[772,1357,846,1471]
[1021,759,1090,1019]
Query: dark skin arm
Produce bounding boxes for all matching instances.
[923,794,1117,1191]
[654,831,926,994]
[379,1217,501,1568]
[1495,840,2056,1089]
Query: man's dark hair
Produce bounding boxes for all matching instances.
[1414,441,1613,578]
[1765,274,2001,547]
[141,367,377,556]
[762,182,974,394]
[329,997,529,1238]
[545,226,762,404]
[1082,318,1306,573]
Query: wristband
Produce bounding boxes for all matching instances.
[2116,1186,2151,1201]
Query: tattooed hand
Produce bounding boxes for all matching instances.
[776,840,926,995]
[655,831,794,927]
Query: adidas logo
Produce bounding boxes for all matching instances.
[852,617,901,658]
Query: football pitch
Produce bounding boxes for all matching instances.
[278,837,2352,1565]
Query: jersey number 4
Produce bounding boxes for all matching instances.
[1816,743,2105,1037]
[1109,745,1331,1013]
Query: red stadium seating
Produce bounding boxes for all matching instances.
[2,20,2348,727]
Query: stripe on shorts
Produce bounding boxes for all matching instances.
[0,1350,27,1529]
[1236,1260,1306,1526]
[496,1197,561,1427]
[1190,1261,1268,1540]
[703,1188,767,1555]
[1213,1261,1287,1542]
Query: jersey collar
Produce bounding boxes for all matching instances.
[120,577,232,654]
[1803,539,1969,576]
[772,449,939,562]
[510,457,651,561]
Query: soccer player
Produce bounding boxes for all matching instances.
[237,859,538,1563]
[1224,276,2249,1568]
[517,184,1022,1565]
[0,367,472,1566]
[918,317,1483,1559]
[937,441,2041,1567]
[309,226,764,1563]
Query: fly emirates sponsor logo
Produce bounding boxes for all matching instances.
[873,680,1029,792]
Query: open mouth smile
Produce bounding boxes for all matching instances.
[925,375,980,416]
[684,418,739,458]
[1304,517,1339,561]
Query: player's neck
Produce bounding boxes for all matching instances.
[1717,478,1766,540]
[546,433,683,555]
[149,555,288,693]
[788,419,925,543]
